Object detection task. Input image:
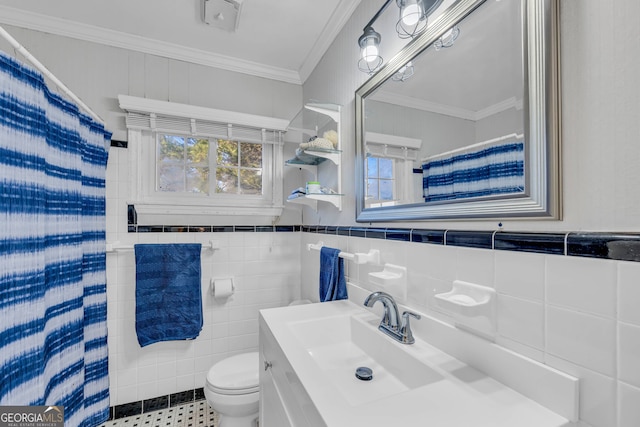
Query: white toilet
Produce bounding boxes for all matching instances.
[204,300,310,427]
[204,352,259,427]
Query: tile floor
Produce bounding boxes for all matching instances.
[100,401,219,427]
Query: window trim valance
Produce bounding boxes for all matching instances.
[118,95,289,145]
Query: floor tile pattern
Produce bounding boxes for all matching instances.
[100,401,218,427]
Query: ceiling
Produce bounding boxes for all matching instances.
[0,0,361,84]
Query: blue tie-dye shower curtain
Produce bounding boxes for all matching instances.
[0,51,110,427]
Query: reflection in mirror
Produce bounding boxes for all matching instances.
[355,0,561,222]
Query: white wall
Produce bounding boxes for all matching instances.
[365,99,476,158]
[300,0,640,426]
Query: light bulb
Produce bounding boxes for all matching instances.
[362,39,379,63]
[401,3,422,26]
[363,46,379,63]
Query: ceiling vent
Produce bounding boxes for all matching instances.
[202,0,243,32]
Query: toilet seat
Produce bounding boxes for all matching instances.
[205,352,259,395]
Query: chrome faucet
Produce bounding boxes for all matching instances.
[364,291,421,344]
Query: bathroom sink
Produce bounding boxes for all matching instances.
[287,312,443,406]
[260,299,577,427]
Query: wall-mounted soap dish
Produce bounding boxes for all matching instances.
[368,264,407,300]
[434,280,496,339]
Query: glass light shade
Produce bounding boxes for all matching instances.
[434,25,460,50]
[401,1,423,26]
[362,40,379,63]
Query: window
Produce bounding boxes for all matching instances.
[119,95,288,223]
[156,135,264,196]
[364,132,423,207]
[215,139,263,195]
[157,135,211,194]
[366,156,395,202]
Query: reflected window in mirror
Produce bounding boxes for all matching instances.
[366,156,396,207]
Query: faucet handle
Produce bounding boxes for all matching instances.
[400,311,421,344]
[403,311,421,321]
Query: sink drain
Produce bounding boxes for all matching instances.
[355,366,373,381]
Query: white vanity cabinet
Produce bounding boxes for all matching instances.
[259,315,324,427]
[284,103,343,211]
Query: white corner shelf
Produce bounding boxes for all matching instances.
[285,102,342,211]
[287,193,343,210]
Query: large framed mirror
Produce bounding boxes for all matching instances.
[355,0,560,222]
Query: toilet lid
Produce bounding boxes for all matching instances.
[206,352,259,395]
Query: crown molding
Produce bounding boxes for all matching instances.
[474,96,523,120]
[298,0,362,83]
[0,5,302,85]
[373,90,523,122]
[373,90,476,120]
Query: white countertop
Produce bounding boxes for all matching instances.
[260,300,577,427]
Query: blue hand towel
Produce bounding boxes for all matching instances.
[135,243,203,347]
[319,247,348,302]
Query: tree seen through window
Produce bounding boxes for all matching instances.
[157,134,263,196]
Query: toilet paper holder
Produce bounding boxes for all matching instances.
[211,277,235,298]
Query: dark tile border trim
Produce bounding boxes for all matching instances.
[495,232,566,255]
[567,232,640,261]
[124,205,640,262]
[446,230,493,249]
[297,227,640,262]
[111,388,205,420]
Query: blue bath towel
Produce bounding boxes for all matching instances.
[135,243,203,347]
[319,247,348,302]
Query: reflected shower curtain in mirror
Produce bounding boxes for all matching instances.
[422,137,524,203]
[0,51,111,427]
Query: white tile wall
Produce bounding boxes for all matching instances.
[546,256,617,317]
[299,232,640,427]
[105,148,302,406]
[618,261,640,326]
[619,382,640,427]
[546,306,616,376]
[618,322,640,388]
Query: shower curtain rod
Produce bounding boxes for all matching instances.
[0,25,105,125]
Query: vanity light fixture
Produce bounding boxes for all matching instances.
[358,0,444,74]
[391,61,414,81]
[358,27,384,75]
[396,0,429,39]
[434,25,460,50]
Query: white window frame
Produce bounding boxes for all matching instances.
[366,156,397,204]
[119,95,287,224]
[364,132,422,207]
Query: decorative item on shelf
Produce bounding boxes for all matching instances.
[287,187,306,200]
[299,130,338,150]
[306,181,322,194]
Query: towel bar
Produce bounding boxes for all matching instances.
[307,241,380,265]
[106,241,218,253]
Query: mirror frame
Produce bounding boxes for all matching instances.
[355,0,561,222]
